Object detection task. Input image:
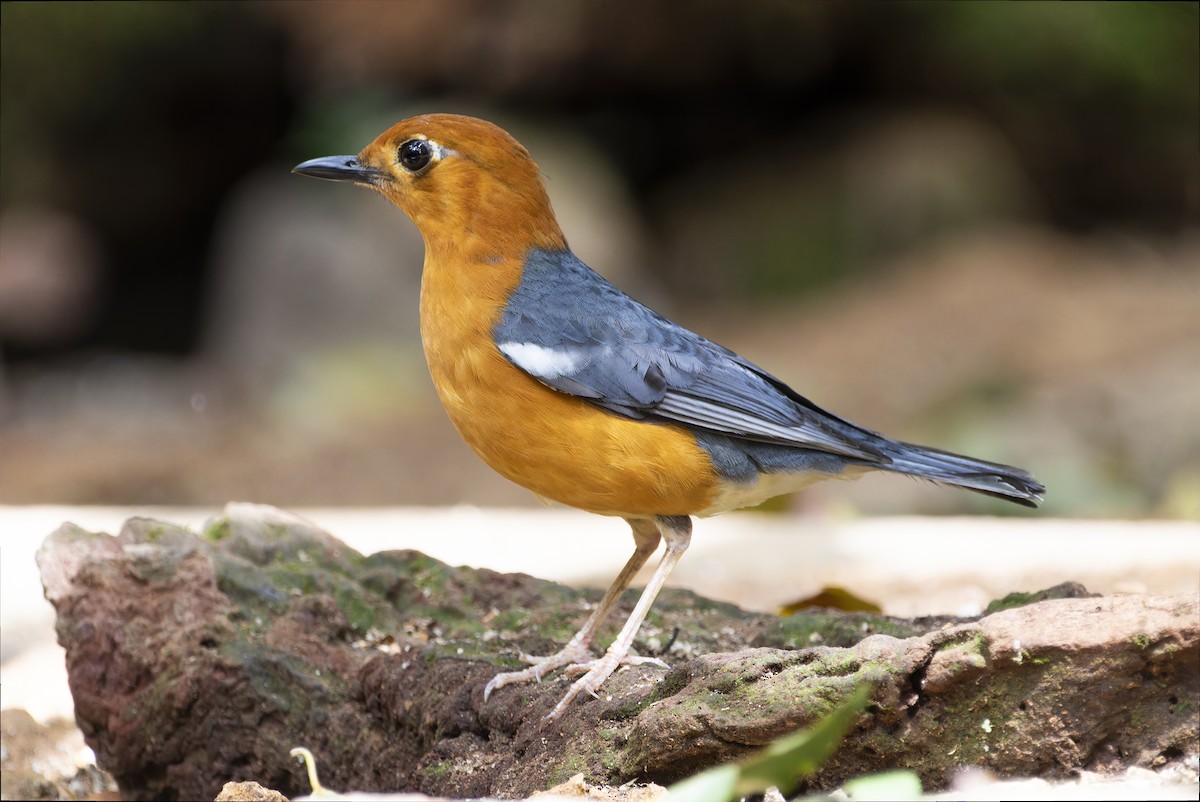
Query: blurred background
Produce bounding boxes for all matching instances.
[1,0,1197,518]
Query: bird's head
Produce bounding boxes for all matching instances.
[294,114,566,258]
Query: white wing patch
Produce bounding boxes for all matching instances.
[498,342,582,379]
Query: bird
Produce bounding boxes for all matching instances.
[293,113,1044,719]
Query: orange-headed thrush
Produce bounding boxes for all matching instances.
[294,114,1044,719]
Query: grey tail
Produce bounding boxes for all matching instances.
[878,441,1045,508]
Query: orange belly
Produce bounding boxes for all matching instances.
[432,343,719,518]
[419,312,715,516]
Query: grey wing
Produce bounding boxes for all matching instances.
[494,250,887,463]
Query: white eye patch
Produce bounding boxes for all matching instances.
[411,134,458,162]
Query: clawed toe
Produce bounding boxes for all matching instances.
[561,652,668,677]
[483,644,671,714]
[483,641,594,700]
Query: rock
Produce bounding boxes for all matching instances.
[0,707,118,801]
[214,780,290,801]
[37,505,1198,800]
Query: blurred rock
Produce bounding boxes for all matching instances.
[652,112,1035,299]
[0,707,117,801]
[215,780,290,802]
[202,167,430,426]
[0,207,102,346]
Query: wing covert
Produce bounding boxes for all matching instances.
[495,249,886,463]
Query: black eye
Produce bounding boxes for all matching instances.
[399,139,432,172]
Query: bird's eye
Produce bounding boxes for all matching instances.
[398,139,433,172]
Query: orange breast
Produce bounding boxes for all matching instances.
[418,253,719,518]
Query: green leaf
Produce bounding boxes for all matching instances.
[665,764,740,802]
[667,684,872,802]
[843,770,923,801]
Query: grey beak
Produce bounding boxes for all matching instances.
[292,155,382,186]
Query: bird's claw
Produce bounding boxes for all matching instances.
[544,658,627,720]
[483,641,596,701]
[484,646,671,720]
[561,653,668,677]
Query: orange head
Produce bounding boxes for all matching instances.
[293,114,566,260]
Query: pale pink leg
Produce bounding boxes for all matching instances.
[482,518,664,702]
[544,515,692,719]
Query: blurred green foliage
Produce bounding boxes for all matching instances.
[923,2,1196,110]
[1,2,292,216]
[1,3,225,206]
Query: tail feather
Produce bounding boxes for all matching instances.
[879,441,1045,508]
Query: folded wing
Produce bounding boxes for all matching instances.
[495,249,888,464]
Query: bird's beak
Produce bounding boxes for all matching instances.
[292,155,382,186]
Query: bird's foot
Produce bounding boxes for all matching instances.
[545,650,668,720]
[483,641,669,720]
[483,640,594,701]
[561,653,669,678]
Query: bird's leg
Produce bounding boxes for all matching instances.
[545,515,691,720]
[482,518,662,701]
